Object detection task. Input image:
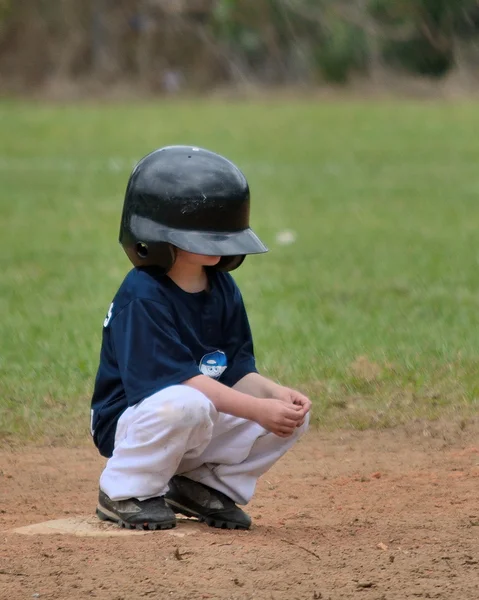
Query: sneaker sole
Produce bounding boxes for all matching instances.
[96,506,176,531]
[165,498,250,530]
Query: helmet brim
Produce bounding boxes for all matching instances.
[130,215,268,256]
[168,227,268,256]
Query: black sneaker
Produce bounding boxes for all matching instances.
[96,489,177,530]
[165,476,251,530]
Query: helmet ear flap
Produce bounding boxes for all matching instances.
[123,242,176,274]
[215,255,245,272]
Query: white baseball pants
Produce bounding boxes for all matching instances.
[99,385,309,505]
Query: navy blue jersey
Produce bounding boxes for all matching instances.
[90,267,257,457]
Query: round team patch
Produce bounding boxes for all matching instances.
[199,350,227,379]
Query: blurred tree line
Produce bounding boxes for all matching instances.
[1,0,479,92]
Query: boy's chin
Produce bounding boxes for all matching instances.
[202,256,221,266]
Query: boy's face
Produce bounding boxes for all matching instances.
[175,249,221,267]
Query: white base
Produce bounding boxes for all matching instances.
[10,516,201,538]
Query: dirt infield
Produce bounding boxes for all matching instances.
[1,421,478,600]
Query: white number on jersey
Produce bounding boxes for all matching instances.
[103,302,114,328]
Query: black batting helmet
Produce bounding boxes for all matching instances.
[119,145,268,272]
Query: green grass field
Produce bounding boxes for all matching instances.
[1,100,478,442]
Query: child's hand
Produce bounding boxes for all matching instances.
[273,387,312,426]
[252,398,304,438]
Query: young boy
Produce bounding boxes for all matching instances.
[90,145,311,531]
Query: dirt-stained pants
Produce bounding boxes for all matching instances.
[99,385,309,505]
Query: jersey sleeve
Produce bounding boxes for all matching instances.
[220,284,258,387]
[109,298,201,405]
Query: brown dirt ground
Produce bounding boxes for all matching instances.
[1,421,478,600]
